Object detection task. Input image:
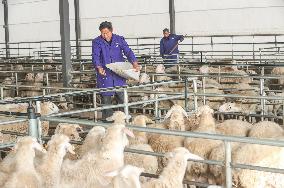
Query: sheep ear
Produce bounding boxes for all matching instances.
[32,142,46,153]
[164,152,174,159]
[106,116,113,121]
[66,143,75,154]
[145,117,154,124]
[182,110,188,118]
[186,152,204,161]
[104,169,120,177]
[123,128,135,138]
[164,109,173,120]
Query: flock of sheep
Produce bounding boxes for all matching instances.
[0,59,284,188]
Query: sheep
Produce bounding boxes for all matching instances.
[208,142,243,185]
[155,64,172,82]
[142,147,204,188]
[78,126,106,158]
[124,115,158,182]
[232,138,284,188]
[248,121,284,138]
[0,101,59,143]
[104,164,144,188]
[1,77,16,98]
[199,65,251,83]
[271,67,284,86]
[54,123,82,141]
[60,123,135,187]
[106,111,131,124]
[124,144,158,183]
[184,105,222,183]
[127,73,151,85]
[3,137,46,188]
[216,119,252,137]
[36,134,75,188]
[148,105,188,170]
[218,102,257,122]
[129,115,154,145]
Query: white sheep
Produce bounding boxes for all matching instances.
[184,105,222,183]
[106,111,131,124]
[148,105,188,171]
[232,138,284,188]
[216,119,252,137]
[155,64,172,82]
[142,147,204,188]
[3,137,46,188]
[271,67,284,85]
[248,121,284,138]
[36,134,75,188]
[60,122,135,187]
[124,115,158,182]
[78,126,106,158]
[104,164,144,188]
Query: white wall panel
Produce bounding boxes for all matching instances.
[175,0,284,35]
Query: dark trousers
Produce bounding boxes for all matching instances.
[101,92,124,120]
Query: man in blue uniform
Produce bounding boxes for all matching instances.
[92,21,140,121]
[160,28,184,68]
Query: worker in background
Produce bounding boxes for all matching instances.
[92,21,140,122]
[160,28,184,68]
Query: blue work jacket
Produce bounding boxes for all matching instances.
[160,34,183,63]
[92,34,137,96]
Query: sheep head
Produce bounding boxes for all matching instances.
[55,123,83,141]
[25,73,35,81]
[14,136,46,154]
[104,165,144,188]
[106,111,131,123]
[199,65,209,74]
[196,105,214,116]
[155,64,165,73]
[164,104,188,120]
[132,115,154,127]
[3,77,13,85]
[47,134,75,155]
[139,73,150,84]
[218,102,240,113]
[41,101,59,115]
[35,73,44,82]
[166,147,203,161]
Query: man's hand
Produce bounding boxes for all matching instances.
[97,66,106,76]
[132,62,141,72]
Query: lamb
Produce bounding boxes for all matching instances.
[36,134,75,188]
[148,105,188,171]
[184,105,222,183]
[248,121,284,138]
[104,165,144,188]
[216,119,252,137]
[0,101,59,143]
[106,111,131,124]
[3,137,46,188]
[124,115,158,182]
[155,64,172,82]
[54,123,82,141]
[60,122,135,187]
[232,138,284,188]
[142,147,204,188]
[218,102,257,122]
[129,115,154,145]
[78,126,106,158]
[271,67,284,86]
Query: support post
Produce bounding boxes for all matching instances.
[74,0,81,59]
[59,0,72,87]
[169,0,175,34]
[28,101,39,139]
[2,0,10,58]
